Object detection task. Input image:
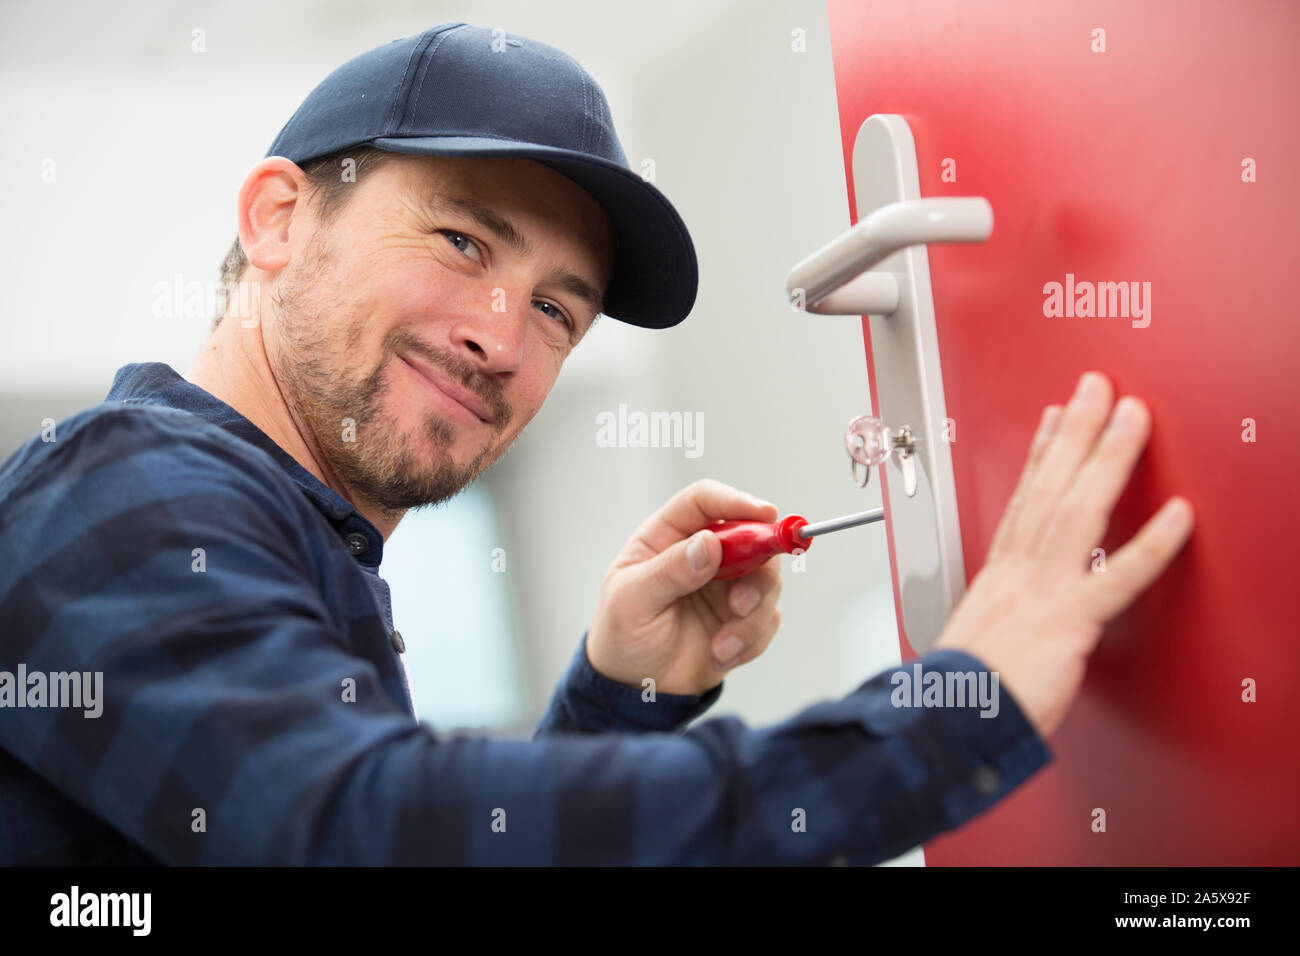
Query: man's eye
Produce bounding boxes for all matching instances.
[534,300,573,330]
[439,230,482,261]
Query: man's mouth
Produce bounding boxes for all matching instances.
[397,353,492,424]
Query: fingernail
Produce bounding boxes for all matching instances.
[715,635,744,663]
[1074,372,1104,405]
[731,584,761,616]
[1160,497,1190,530]
[687,531,710,572]
[1108,397,1143,435]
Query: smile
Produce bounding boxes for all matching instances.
[397,354,491,424]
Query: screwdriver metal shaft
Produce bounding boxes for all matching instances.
[795,507,885,539]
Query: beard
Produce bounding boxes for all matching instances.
[267,234,513,515]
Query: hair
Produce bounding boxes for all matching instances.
[213,146,396,332]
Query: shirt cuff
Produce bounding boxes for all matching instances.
[533,631,724,737]
[845,648,1054,835]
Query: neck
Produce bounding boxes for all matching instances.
[186,306,404,540]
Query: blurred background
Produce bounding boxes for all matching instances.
[0,0,913,862]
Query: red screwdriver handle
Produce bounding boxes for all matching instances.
[709,514,811,581]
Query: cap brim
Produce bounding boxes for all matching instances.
[369,136,698,329]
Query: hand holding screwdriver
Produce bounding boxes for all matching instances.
[585,479,786,694]
[585,480,884,696]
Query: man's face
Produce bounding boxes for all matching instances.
[264,155,614,515]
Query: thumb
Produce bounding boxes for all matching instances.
[621,529,721,613]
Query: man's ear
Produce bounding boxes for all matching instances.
[237,157,308,275]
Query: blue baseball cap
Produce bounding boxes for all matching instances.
[265,22,698,330]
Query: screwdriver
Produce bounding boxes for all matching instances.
[708,508,886,580]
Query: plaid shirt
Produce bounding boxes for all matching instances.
[0,362,1051,865]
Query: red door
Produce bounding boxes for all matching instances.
[826,0,1299,864]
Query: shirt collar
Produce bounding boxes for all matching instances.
[105,362,385,565]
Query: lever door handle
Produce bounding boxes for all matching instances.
[783,112,987,652]
[786,197,993,315]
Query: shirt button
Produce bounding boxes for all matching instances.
[390,629,406,654]
[973,764,1002,795]
[345,532,368,555]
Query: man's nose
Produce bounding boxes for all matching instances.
[448,290,528,373]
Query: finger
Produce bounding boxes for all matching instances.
[616,527,723,617]
[689,552,782,627]
[1076,496,1194,622]
[618,521,780,622]
[1043,395,1152,569]
[712,591,783,669]
[986,403,1065,563]
[1004,371,1115,558]
[629,478,779,557]
[725,559,781,618]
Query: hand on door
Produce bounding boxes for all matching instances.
[935,371,1194,739]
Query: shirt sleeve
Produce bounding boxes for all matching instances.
[0,408,1053,865]
[532,631,724,736]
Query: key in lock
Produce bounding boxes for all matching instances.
[844,414,918,496]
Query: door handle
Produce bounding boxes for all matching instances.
[786,197,993,315]
[785,113,990,653]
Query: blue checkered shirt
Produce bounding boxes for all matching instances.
[0,362,1051,864]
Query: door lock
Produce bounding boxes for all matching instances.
[845,414,918,496]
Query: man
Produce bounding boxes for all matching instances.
[0,22,1192,865]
